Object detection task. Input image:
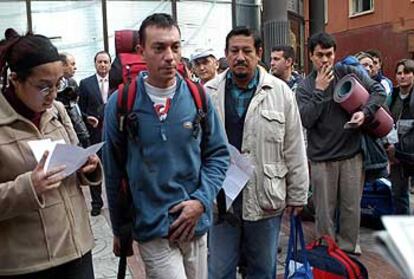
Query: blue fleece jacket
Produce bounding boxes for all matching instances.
[103,73,229,242]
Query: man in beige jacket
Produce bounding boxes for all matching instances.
[205,26,309,279]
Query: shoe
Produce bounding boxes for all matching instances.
[91,207,101,216]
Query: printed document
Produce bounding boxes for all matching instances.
[28,139,104,177]
[222,145,255,211]
[375,216,414,279]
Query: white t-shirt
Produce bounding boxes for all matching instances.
[144,79,176,121]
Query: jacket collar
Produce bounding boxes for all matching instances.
[0,92,60,126]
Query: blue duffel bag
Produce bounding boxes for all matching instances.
[361,178,393,220]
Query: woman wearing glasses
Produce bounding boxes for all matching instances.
[0,29,101,278]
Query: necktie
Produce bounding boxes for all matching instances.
[100,78,107,103]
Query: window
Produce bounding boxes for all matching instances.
[0,1,27,36]
[350,0,374,16]
[177,0,232,59]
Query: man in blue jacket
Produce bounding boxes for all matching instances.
[103,13,229,279]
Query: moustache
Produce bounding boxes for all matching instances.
[234,61,248,67]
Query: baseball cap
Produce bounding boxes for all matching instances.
[190,48,216,62]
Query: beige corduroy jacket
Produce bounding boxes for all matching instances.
[0,94,102,275]
[205,67,309,221]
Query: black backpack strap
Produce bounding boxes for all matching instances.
[117,75,137,133]
[184,78,209,140]
[194,81,210,135]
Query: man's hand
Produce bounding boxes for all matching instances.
[349,111,365,127]
[386,144,399,164]
[315,64,334,91]
[80,155,99,174]
[112,236,133,257]
[284,205,304,216]
[86,116,99,128]
[168,200,204,242]
[31,151,66,196]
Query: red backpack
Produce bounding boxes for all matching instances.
[115,52,208,136]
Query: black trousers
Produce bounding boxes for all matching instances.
[0,251,94,279]
[90,149,103,210]
[90,184,103,210]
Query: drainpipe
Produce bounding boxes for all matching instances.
[101,0,109,52]
[309,0,325,35]
[233,0,261,32]
[262,0,289,64]
[26,0,32,33]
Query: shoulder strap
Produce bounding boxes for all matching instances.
[184,78,210,136]
[117,77,137,132]
[184,78,207,113]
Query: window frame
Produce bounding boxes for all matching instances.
[349,0,374,18]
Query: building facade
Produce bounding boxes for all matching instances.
[304,0,414,81]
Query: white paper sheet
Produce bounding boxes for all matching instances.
[222,145,255,211]
[378,216,414,279]
[28,139,104,177]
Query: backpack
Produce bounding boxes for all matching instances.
[115,52,208,136]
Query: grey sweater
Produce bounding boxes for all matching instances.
[296,64,386,162]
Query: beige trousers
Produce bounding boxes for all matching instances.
[310,154,364,254]
[138,234,207,279]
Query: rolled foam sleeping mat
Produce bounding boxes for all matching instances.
[334,74,393,138]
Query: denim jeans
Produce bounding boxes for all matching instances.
[208,214,282,279]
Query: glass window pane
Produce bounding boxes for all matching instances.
[31,0,104,80]
[0,1,27,36]
[177,0,232,60]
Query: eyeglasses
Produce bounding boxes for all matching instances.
[27,78,68,97]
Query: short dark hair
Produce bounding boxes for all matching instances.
[218,57,228,71]
[354,51,373,62]
[395,59,414,74]
[139,13,180,46]
[308,32,336,54]
[366,49,383,62]
[181,57,192,70]
[225,26,262,53]
[271,45,295,61]
[59,53,68,65]
[94,50,111,63]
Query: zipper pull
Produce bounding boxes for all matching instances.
[160,125,167,141]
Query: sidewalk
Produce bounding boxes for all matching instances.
[88,187,410,278]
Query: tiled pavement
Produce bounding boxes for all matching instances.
[89,188,411,279]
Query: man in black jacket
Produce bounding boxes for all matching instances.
[79,51,111,216]
[386,59,414,215]
[296,32,386,255]
[57,53,90,148]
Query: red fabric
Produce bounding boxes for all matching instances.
[4,88,43,128]
[313,269,345,279]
